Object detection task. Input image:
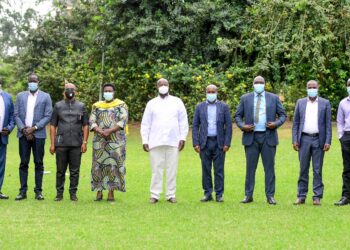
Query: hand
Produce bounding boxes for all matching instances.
[81,143,87,153]
[24,126,36,135]
[223,145,230,152]
[194,145,200,153]
[25,134,34,141]
[22,126,29,135]
[0,127,10,136]
[143,144,150,152]
[100,130,111,138]
[94,127,103,135]
[266,122,277,129]
[241,124,255,133]
[178,140,185,151]
[50,144,55,155]
[293,142,299,151]
[323,144,331,151]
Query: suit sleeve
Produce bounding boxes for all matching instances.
[192,104,200,147]
[14,93,25,131]
[234,96,245,129]
[275,96,286,128]
[35,94,53,130]
[224,104,233,147]
[7,95,15,132]
[325,100,332,145]
[292,100,300,144]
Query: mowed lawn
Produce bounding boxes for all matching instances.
[0,124,348,249]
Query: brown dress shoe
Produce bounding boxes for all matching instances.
[167,197,177,203]
[149,197,158,204]
[313,198,321,206]
[293,198,305,205]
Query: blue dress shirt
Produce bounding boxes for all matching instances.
[254,91,266,132]
[207,102,217,136]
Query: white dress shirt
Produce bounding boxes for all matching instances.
[25,91,38,127]
[303,98,319,134]
[0,94,5,131]
[141,95,189,150]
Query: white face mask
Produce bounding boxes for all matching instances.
[158,85,169,95]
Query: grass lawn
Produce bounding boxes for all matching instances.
[0,124,348,249]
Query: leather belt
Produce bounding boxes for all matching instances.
[302,132,319,137]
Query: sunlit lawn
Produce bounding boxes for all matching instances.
[0,124,348,249]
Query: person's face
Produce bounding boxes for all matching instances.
[307,82,318,89]
[157,81,169,89]
[206,87,217,94]
[103,86,114,93]
[28,75,39,84]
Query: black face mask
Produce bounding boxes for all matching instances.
[65,88,75,99]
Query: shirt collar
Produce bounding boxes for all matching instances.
[28,90,39,97]
[254,91,265,97]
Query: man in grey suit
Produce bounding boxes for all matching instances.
[192,84,232,202]
[292,80,331,206]
[14,73,52,200]
[235,76,286,205]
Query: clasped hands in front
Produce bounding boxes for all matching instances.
[22,126,36,141]
[241,122,277,133]
[94,127,113,138]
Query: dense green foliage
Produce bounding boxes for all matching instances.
[2,0,350,120]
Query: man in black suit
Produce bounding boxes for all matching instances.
[192,84,232,202]
[235,76,286,205]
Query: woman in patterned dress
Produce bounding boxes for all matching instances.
[89,83,128,201]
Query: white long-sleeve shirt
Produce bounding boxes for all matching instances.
[141,95,189,150]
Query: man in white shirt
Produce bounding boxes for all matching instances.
[14,74,52,201]
[292,80,332,205]
[141,78,189,204]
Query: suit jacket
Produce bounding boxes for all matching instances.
[235,91,286,146]
[192,100,232,149]
[292,97,332,147]
[14,90,53,139]
[0,92,15,145]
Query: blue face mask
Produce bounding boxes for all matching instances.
[347,86,350,95]
[103,92,114,101]
[307,88,318,98]
[206,93,217,103]
[253,84,265,94]
[28,82,38,92]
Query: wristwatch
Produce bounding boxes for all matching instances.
[34,126,38,130]
[83,141,88,144]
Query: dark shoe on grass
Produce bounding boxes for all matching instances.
[200,195,213,202]
[293,198,305,205]
[35,192,45,201]
[241,196,253,203]
[54,194,63,201]
[15,193,27,201]
[0,192,9,199]
[167,197,177,203]
[149,197,158,204]
[70,193,78,202]
[334,197,350,206]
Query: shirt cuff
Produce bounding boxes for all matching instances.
[90,124,98,131]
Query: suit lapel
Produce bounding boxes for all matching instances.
[215,101,221,122]
[301,98,307,123]
[249,92,255,119]
[317,98,322,124]
[203,102,208,123]
[23,91,29,113]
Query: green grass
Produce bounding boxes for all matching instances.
[0,124,348,249]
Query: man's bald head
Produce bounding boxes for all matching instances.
[64,82,76,90]
[346,78,350,86]
[157,78,169,87]
[28,73,39,83]
[253,76,265,84]
[206,84,218,93]
[307,80,318,89]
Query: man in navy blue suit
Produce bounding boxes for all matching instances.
[192,84,232,202]
[14,74,52,201]
[292,80,332,206]
[0,85,15,199]
[235,76,286,205]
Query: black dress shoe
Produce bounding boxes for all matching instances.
[293,198,306,205]
[70,193,78,202]
[15,193,27,201]
[267,197,277,205]
[334,197,350,206]
[35,193,45,201]
[216,196,224,202]
[200,195,213,202]
[241,196,253,203]
[0,192,9,199]
[54,194,63,201]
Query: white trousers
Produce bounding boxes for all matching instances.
[149,146,179,199]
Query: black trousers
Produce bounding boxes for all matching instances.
[200,136,225,198]
[19,137,45,194]
[55,147,82,195]
[340,132,350,198]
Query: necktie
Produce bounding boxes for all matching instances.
[254,94,261,124]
